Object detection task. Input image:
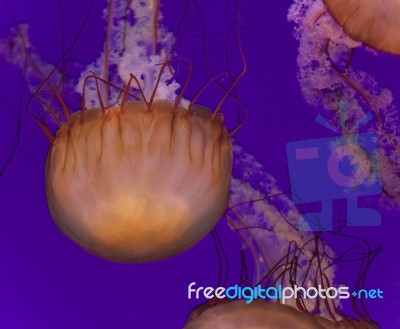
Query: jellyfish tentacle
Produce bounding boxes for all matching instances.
[150,0,160,55]
[188,73,229,112]
[121,74,135,113]
[212,7,247,120]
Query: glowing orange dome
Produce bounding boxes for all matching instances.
[45,100,232,262]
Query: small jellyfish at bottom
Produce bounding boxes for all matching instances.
[0,0,245,262]
[185,300,380,328]
[185,301,328,329]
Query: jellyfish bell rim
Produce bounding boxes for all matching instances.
[185,299,381,329]
[322,0,400,55]
[184,300,327,329]
[44,99,233,263]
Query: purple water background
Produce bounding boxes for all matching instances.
[0,0,398,328]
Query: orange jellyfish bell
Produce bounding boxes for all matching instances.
[45,99,232,262]
[322,0,400,55]
[184,301,326,329]
[185,300,380,329]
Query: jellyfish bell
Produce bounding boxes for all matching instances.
[322,0,400,55]
[184,300,326,329]
[45,98,232,262]
[184,297,380,329]
[0,0,244,263]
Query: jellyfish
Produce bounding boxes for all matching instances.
[0,0,246,263]
[322,0,400,56]
[185,301,380,328]
[287,0,400,210]
[185,300,327,329]
[184,145,381,328]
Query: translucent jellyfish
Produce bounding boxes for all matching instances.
[185,145,381,328]
[0,0,246,262]
[288,0,400,209]
[322,0,400,55]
